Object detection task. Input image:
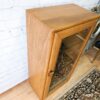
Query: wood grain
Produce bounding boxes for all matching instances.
[26,11,54,100]
[27,4,100,31]
[26,4,100,100]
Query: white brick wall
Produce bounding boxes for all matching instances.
[0,0,99,94]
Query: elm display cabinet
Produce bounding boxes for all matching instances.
[26,4,100,100]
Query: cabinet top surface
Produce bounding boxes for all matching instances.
[27,4,100,31]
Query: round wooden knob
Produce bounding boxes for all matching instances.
[48,70,54,76]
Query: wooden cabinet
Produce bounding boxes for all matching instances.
[26,4,100,100]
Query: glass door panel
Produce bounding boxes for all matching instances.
[49,29,89,91]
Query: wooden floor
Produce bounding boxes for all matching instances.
[0,52,100,100]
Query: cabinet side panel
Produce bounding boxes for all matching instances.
[26,11,54,99]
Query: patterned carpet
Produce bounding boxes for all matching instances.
[58,69,100,100]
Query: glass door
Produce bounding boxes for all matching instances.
[49,29,89,91]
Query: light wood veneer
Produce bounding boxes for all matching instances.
[26,4,100,100]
